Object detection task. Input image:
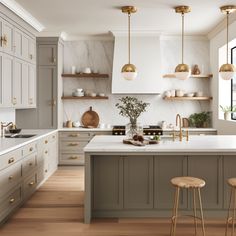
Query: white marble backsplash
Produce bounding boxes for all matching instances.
[63,38,211,126]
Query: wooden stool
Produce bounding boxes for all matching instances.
[226,178,236,236]
[170,176,206,236]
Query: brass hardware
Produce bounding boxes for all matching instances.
[174,6,191,77]
[45,151,48,154]
[12,97,17,105]
[29,98,33,105]
[8,175,13,180]
[69,156,79,160]
[29,162,33,166]
[45,140,48,144]
[29,147,33,152]
[68,143,78,146]
[9,198,15,204]
[1,35,7,47]
[52,135,55,139]
[28,181,34,186]
[29,54,33,60]
[176,114,182,141]
[8,157,15,164]
[121,6,137,80]
[68,134,79,137]
[45,169,48,173]
[52,57,56,63]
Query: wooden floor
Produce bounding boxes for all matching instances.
[0,166,228,236]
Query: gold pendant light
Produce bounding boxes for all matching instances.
[219,5,236,80]
[174,6,191,80]
[121,6,137,80]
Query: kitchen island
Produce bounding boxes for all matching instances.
[84,135,236,223]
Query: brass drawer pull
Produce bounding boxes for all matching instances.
[29,162,33,166]
[45,140,48,144]
[68,134,79,137]
[29,147,33,152]
[45,169,48,173]
[9,198,15,204]
[28,181,34,186]
[68,143,78,146]
[69,156,79,160]
[8,175,13,180]
[8,158,15,164]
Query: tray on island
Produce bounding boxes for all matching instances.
[123,139,159,146]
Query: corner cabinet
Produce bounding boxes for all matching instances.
[0,8,37,109]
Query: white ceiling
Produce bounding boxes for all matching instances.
[14,0,236,37]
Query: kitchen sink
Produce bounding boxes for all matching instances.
[4,134,36,138]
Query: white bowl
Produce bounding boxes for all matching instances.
[185,93,194,97]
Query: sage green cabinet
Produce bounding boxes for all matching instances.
[154,155,188,210]
[93,156,123,210]
[188,155,223,209]
[124,156,153,209]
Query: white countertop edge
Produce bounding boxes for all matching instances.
[0,129,57,156]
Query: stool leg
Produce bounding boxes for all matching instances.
[197,188,205,236]
[232,188,236,236]
[193,188,198,236]
[170,187,180,236]
[225,187,233,236]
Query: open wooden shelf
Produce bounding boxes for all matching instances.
[163,74,213,79]
[62,73,109,78]
[163,96,212,101]
[62,96,108,100]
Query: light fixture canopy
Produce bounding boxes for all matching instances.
[219,5,236,80]
[121,6,137,80]
[174,6,191,80]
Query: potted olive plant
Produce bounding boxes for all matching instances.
[220,105,236,120]
[116,96,149,137]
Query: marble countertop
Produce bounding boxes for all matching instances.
[84,135,236,153]
[0,129,57,156]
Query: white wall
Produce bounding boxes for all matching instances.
[210,20,236,134]
[0,108,15,123]
[63,37,211,127]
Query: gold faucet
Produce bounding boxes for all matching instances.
[0,122,14,137]
[172,114,189,142]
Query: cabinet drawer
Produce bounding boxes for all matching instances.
[60,141,88,151]
[0,162,22,198]
[0,186,22,221]
[22,153,37,176]
[0,149,22,171]
[22,142,37,157]
[23,173,37,198]
[59,132,90,139]
[60,153,84,162]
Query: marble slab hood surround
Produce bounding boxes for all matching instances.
[111,31,162,94]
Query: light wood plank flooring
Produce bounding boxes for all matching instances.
[0,166,227,236]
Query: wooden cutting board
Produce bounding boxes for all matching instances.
[123,139,159,146]
[81,106,99,128]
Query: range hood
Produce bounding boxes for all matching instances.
[111,31,161,94]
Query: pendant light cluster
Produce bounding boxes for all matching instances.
[219,5,236,80]
[174,6,191,80]
[121,6,137,80]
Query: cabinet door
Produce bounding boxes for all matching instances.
[13,27,22,58]
[154,155,188,209]
[0,53,3,106]
[22,61,29,107]
[28,64,36,107]
[2,54,13,107]
[29,38,36,63]
[93,156,123,210]
[2,19,14,55]
[22,33,29,61]
[188,155,223,209]
[38,66,57,128]
[124,156,153,209]
[223,155,236,209]
[38,45,57,66]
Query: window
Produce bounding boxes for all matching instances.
[231,46,236,120]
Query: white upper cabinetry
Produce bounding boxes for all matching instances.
[112,32,162,94]
[0,4,37,109]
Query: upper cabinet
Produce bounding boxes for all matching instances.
[1,18,14,55]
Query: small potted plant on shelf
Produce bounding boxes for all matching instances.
[116,96,149,138]
[220,105,236,120]
[189,112,211,128]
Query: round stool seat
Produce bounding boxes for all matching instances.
[171,176,206,188]
[228,178,236,187]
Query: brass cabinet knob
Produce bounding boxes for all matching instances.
[12,97,17,105]
[29,147,33,152]
[29,54,33,60]
[28,181,34,186]
[8,175,13,180]
[8,157,15,164]
[68,143,78,146]
[9,198,15,204]
[68,134,79,137]
[45,150,48,154]
[29,162,33,166]
[69,156,79,160]
[45,140,48,144]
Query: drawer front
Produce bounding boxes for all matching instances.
[23,173,37,198]
[0,162,22,198]
[0,186,22,221]
[60,153,84,162]
[60,141,88,151]
[0,148,22,171]
[22,142,37,157]
[22,153,37,176]
[59,131,90,139]
[89,131,112,137]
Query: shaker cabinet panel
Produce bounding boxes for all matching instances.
[124,156,153,209]
[22,61,29,107]
[2,19,14,55]
[38,45,57,66]
[29,38,36,63]
[13,28,22,58]
[0,54,3,106]
[28,64,36,107]
[21,33,29,61]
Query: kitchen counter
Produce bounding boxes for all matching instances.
[84,135,236,223]
[0,129,57,156]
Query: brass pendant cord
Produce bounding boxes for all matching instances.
[128,12,131,64]
[181,13,184,64]
[226,11,229,64]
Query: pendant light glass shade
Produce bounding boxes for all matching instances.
[219,6,236,80]
[121,6,137,80]
[174,6,191,80]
